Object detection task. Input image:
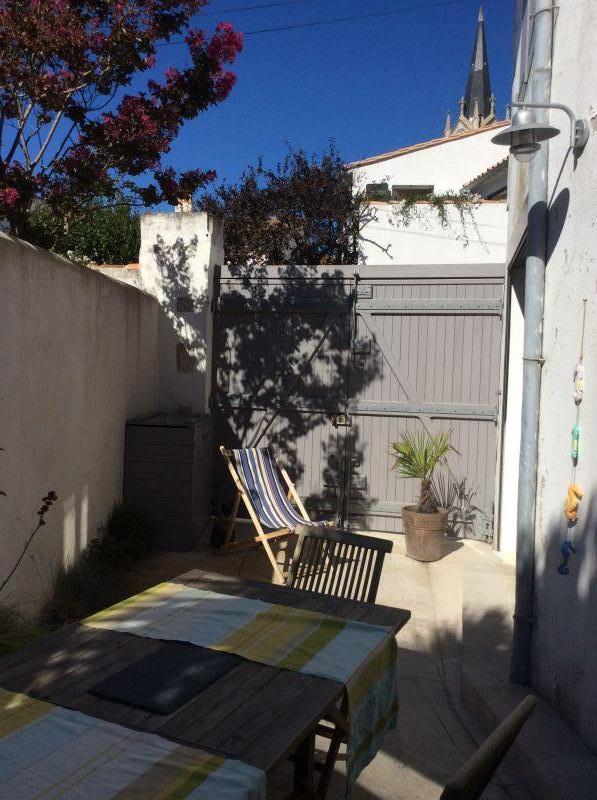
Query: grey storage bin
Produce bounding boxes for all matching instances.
[123,414,213,551]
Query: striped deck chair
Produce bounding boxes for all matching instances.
[220,446,330,582]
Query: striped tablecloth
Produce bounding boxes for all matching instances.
[0,687,265,799]
[85,582,398,794]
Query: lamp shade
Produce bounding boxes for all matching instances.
[492,108,560,150]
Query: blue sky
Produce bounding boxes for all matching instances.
[158,0,514,185]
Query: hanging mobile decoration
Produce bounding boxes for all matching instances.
[558,298,589,576]
[564,483,583,523]
[573,362,585,404]
[571,423,580,464]
[573,298,587,405]
[558,539,577,576]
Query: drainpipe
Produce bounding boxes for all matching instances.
[510,0,553,685]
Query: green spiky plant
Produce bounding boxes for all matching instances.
[391,430,456,513]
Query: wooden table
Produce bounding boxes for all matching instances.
[0,569,410,796]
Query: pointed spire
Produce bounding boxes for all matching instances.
[444,111,452,137]
[463,6,492,122]
[441,8,497,135]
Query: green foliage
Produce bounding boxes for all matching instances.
[391,430,456,513]
[393,189,477,234]
[391,430,454,481]
[432,474,481,538]
[87,504,155,567]
[0,490,58,597]
[25,204,140,265]
[41,504,154,627]
[0,605,43,655]
[200,143,369,266]
[40,559,115,627]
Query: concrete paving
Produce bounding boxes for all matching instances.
[122,531,532,800]
[461,554,597,800]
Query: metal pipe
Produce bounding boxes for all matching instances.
[510,0,553,685]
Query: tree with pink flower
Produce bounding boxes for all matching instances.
[0,1,242,236]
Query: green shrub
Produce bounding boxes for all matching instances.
[41,504,154,628]
[40,559,114,627]
[0,605,43,655]
[87,504,154,567]
[391,430,456,513]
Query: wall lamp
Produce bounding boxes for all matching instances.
[491,100,590,162]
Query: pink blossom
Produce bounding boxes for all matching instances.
[0,187,21,207]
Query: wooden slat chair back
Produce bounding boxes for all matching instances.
[285,527,392,797]
[287,525,393,604]
[440,695,537,800]
[220,446,331,583]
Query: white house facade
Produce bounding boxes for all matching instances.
[348,9,509,266]
[498,0,597,759]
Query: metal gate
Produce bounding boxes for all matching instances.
[211,263,504,539]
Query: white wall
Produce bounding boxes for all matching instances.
[351,126,508,266]
[139,211,223,415]
[532,0,597,752]
[358,200,507,265]
[350,125,508,193]
[505,0,597,752]
[0,234,160,613]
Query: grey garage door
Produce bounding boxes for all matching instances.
[211,263,504,540]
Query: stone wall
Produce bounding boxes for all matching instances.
[0,234,160,613]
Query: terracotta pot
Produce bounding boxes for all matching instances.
[402,505,449,562]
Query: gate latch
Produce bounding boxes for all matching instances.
[352,338,372,357]
[330,413,351,428]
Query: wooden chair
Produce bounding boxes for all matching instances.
[440,695,537,800]
[219,446,332,583]
[286,525,393,798]
[286,525,393,604]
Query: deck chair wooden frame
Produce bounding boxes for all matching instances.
[440,694,537,800]
[220,446,312,583]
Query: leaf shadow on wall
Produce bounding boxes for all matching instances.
[212,263,384,528]
[152,233,209,374]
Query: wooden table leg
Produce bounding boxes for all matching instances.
[294,731,316,796]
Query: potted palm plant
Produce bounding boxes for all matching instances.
[391,430,455,561]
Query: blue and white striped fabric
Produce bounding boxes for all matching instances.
[233,448,325,531]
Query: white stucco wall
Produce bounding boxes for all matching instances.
[139,211,223,415]
[0,234,160,613]
[504,0,597,752]
[350,126,508,265]
[358,200,507,265]
[350,126,508,191]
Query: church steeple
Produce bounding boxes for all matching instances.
[444,6,498,136]
[463,6,492,121]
